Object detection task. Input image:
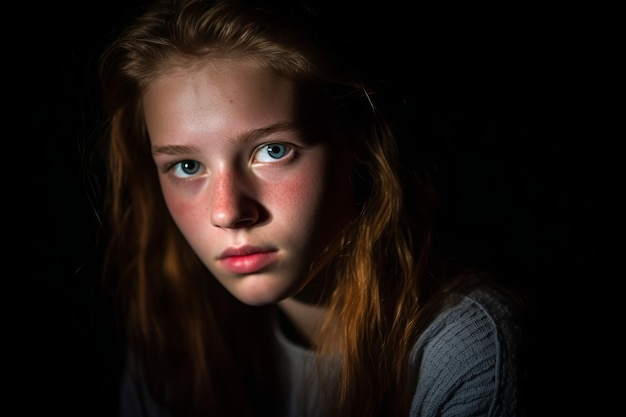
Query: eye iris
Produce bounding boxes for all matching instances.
[182,161,199,174]
[267,144,284,159]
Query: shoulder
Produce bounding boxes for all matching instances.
[409,286,523,417]
[118,354,173,417]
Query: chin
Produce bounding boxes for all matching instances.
[228,275,295,307]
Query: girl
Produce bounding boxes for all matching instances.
[96,0,526,415]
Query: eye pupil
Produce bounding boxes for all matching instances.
[182,161,199,174]
[267,144,285,158]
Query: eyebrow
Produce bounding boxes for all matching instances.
[238,121,297,144]
[151,144,201,156]
[151,121,298,156]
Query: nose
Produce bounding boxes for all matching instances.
[210,169,260,229]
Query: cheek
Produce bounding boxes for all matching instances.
[160,184,205,233]
[271,159,354,237]
[271,174,321,220]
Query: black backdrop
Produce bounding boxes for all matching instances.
[15,1,599,415]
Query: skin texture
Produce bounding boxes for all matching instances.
[144,61,355,321]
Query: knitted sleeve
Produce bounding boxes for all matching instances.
[118,354,173,417]
[409,287,522,417]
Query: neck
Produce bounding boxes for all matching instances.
[277,297,328,348]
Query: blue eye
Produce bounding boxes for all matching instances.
[255,143,290,162]
[172,160,202,178]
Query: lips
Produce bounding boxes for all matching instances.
[218,246,278,274]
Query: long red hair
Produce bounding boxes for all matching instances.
[97,1,473,415]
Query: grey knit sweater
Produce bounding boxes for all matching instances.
[274,286,522,417]
[120,287,523,417]
[408,287,522,416]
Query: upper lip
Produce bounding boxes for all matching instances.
[218,245,275,259]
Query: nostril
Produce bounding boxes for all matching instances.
[209,172,264,228]
[210,197,261,229]
[233,217,256,227]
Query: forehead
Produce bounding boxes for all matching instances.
[142,59,341,148]
[146,59,296,107]
[143,61,298,137]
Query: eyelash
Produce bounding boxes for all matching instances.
[254,143,294,163]
[166,142,296,179]
[169,160,202,178]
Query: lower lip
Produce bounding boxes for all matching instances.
[219,251,278,274]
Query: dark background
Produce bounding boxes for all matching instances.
[16,1,601,415]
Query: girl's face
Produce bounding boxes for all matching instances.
[144,61,355,306]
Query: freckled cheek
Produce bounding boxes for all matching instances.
[264,174,324,222]
[160,186,206,231]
